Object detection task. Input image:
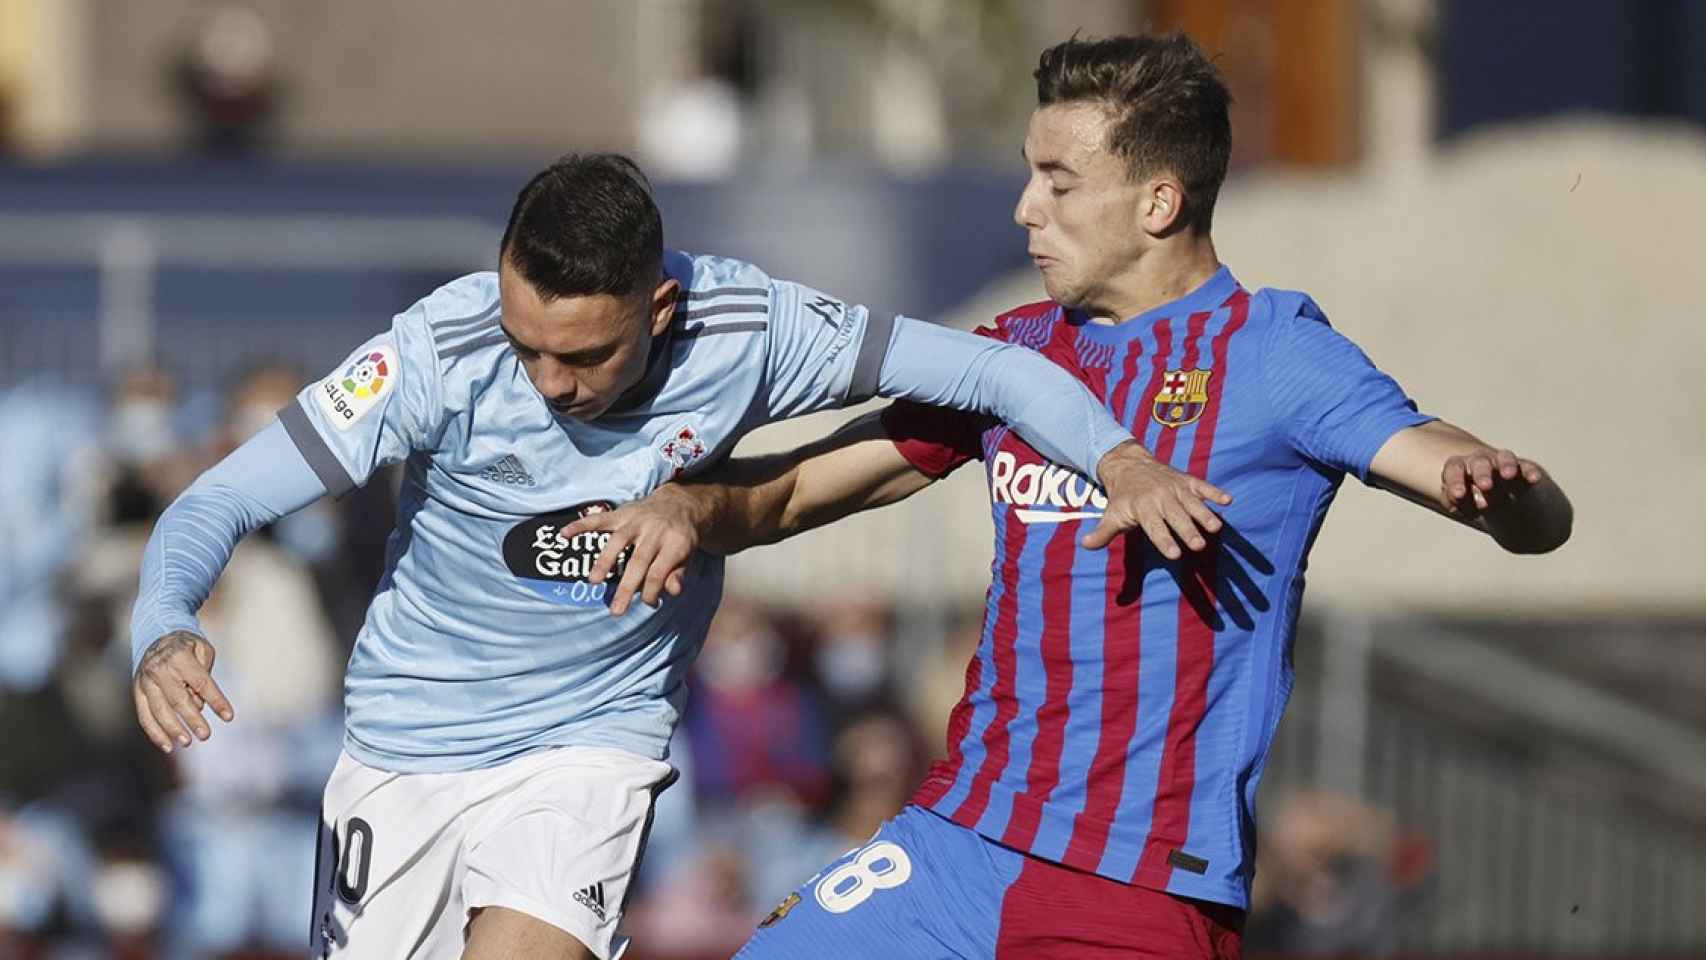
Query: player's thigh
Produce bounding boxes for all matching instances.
[464,904,596,960]
[461,746,676,960]
[311,752,470,958]
[736,806,1008,960]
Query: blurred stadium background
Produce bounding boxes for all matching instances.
[1,0,1702,957]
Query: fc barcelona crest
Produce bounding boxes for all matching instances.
[1153,369,1212,428]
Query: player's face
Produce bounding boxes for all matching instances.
[498,262,680,420]
[1014,103,1150,315]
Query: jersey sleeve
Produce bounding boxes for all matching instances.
[277,307,443,497]
[1260,290,1434,482]
[760,278,896,419]
[876,324,1001,478]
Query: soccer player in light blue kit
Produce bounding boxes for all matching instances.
[127,154,1201,960]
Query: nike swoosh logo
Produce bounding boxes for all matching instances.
[1014,509,1104,524]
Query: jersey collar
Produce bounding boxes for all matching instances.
[1068,264,1239,345]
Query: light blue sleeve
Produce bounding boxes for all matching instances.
[1260,290,1434,482]
[761,280,1130,478]
[873,318,1134,479]
[129,420,328,672]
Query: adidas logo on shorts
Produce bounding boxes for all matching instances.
[573,882,608,922]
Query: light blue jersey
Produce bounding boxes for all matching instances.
[133,251,1135,773]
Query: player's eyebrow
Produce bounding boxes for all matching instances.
[1021,146,1077,176]
[499,321,620,364]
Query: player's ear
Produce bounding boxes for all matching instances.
[648,277,681,337]
[1142,177,1187,236]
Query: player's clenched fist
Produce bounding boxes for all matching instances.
[132,630,234,754]
[1440,447,1545,515]
[1085,440,1233,557]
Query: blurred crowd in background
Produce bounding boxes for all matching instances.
[4,0,1706,957]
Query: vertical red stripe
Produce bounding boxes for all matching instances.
[915,652,983,808]
[1135,291,1251,885]
[953,310,1074,830]
[999,518,1080,849]
[951,486,1030,827]
[1060,320,1177,872]
[1000,317,1098,850]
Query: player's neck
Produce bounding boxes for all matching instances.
[1088,236,1221,324]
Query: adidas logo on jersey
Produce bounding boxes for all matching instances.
[481,454,535,487]
[989,450,1108,524]
[573,882,608,922]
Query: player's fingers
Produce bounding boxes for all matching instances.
[664,570,685,596]
[158,670,213,741]
[1494,448,1521,480]
[140,677,192,748]
[1140,508,1184,561]
[1160,500,1209,552]
[1180,495,1223,536]
[1471,486,1489,511]
[560,510,620,541]
[588,527,635,585]
[609,540,660,617]
[1441,458,1469,501]
[1519,458,1544,485]
[1080,509,1129,550]
[185,667,235,723]
[134,685,175,754]
[1469,454,1496,492]
[1190,477,1233,506]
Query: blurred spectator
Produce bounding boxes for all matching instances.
[171,3,283,154]
[808,596,893,712]
[0,380,102,690]
[683,596,830,809]
[1246,789,1433,957]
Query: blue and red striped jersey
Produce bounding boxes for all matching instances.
[882,266,1432,909]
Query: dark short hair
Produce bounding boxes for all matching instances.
[1034,33,1232,233]
[500,153,664,299]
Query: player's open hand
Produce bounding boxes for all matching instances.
[132,630,234,754]
[1086,440,1233,557]
[1440,447,1545,515]
[560,485,706,617]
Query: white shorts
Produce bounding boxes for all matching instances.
[310,745,676,960]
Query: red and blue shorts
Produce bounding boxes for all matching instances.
[736,804,1244,959]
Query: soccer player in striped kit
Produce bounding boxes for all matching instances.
[569,33,1573,958]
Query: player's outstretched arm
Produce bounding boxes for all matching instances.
[565,411,935,616]
[130,419,328,752]
[875,320,1232,557]
[1367,420,1572,554]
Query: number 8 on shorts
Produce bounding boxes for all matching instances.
[813,840,913,914]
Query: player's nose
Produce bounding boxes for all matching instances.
[1014,183,1043,229]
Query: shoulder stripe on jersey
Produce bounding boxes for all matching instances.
[278,400,356,499]
[682,302,768,322]
[679,320,767,338]
[847,312,897,404]
[686,285,768,301]
[430,305,500,343]
[438,331,506,361]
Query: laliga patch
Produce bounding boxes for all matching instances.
[502,501,633,607]
[657,420,708,478]
[315,343,398,431]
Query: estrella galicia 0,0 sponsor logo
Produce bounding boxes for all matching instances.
[502,502,633,607]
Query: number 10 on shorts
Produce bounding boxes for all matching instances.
[813,840,912,914]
